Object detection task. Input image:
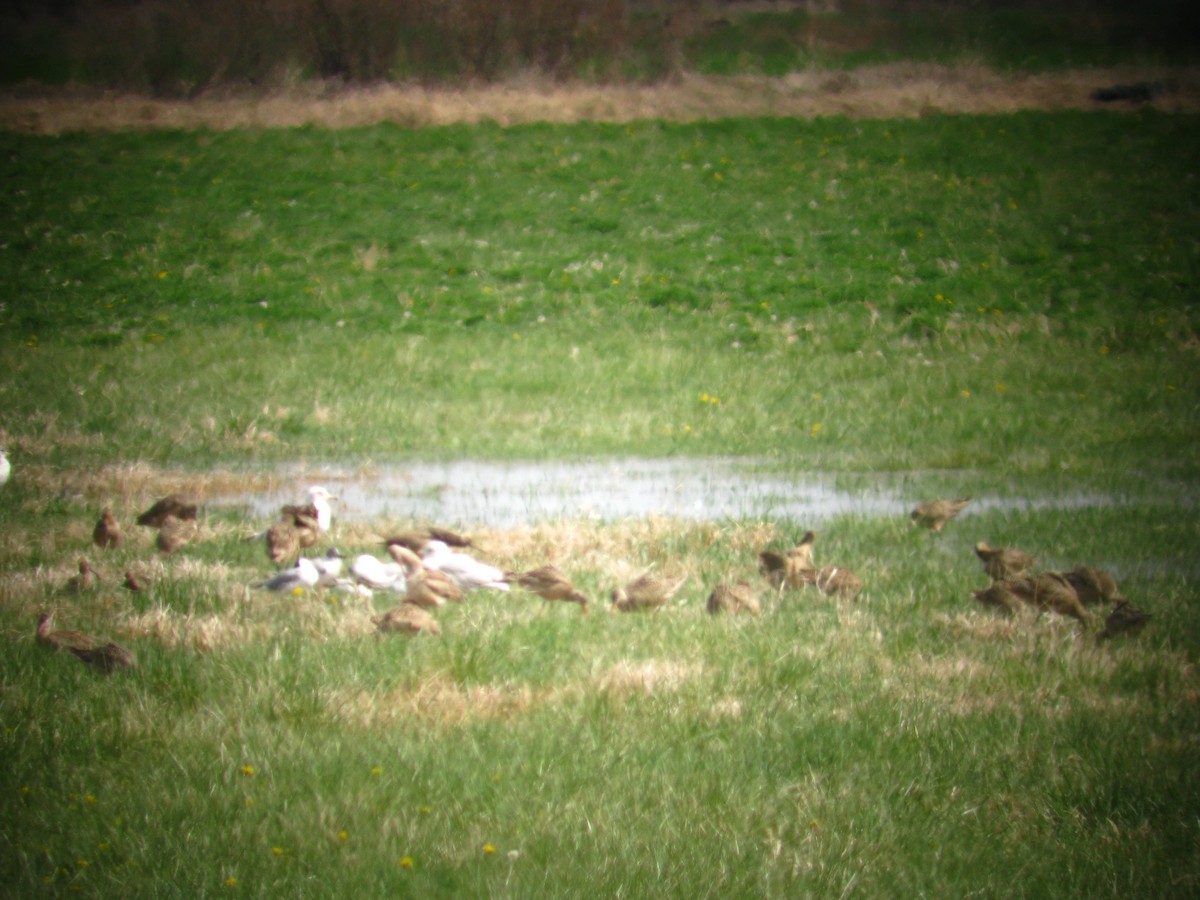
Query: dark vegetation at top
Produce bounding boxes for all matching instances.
[1,0,1198,97]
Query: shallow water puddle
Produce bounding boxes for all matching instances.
[224,457,1130,529]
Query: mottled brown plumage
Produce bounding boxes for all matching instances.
[137,494,197,528]
[65,558,95,593]
[758,530,818,590]
[511,565,590,614]
[799,566,864,598]
[265,518,301,565]
[385,526,474,555]
[36,611,104,652]
[1097,599,1151,641]
[122,570,143,592]
[910,498,971,531]
[611,572,686,612]
[70,641,137,673]
[387,544,464,608]
[972,582,1024,616]
[157,514,197,555]
[1007,572,1089,623]
[706,582,761,616]
[373,603,441,636]
[974,541,1035,580]
[1062,567,1122,607]
[93,508,122,550]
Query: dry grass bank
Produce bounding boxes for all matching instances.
[2,64,1198,133]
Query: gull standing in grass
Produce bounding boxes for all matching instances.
[93,507,123,550]
[510,565,590,615]
[312,548,345,586]
[910,498,971,531]
[350,553,406,593]
[253,557,320,594]
[420,540,509,592]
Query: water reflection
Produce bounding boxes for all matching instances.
[236,458,915,527]
[230,458,1134,529]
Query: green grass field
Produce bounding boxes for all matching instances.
[2,105,1199,897]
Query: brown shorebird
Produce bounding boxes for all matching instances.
[137,494,197,528]
[385,526,474,555]
[265,518,302,565]
[1097,599,1152,641]
[910,498,971,531]
[758,530,817,590]
[93,508,122,550]
[65,558,96,593]
[799,566,864,598]
[974,542,1035,580]
[611,572,686,612]
[972,582,1025,616]
[705,582,761,616]
[70,641,137,673]
[387,544,464,608]
[157,514,197,555]
[373,603,441,636]
[510,565,590,615]
[1061,567,1123,607]
[122,570,144,592]
[1007,573,1089,624]
[36,611,103,652]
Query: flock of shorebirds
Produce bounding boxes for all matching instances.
[27,479,1152,674]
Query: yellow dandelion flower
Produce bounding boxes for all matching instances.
[961,390,972,398]
[157,271,169,279]
[225,876,238,887]
[272,847,287,857]
[1100,345,1110,354]
[611,278,620,285]
[77,859,89,868]
[1167,385,1177,392]
[96,843,109,852]
[418,805,431,814]
[482,844,496,855]
[995,384,1007,392]
[811,423,822,434]
[85,794,96,804]
[370,766,383,776]
[239,766,255,777]
[338,830,349,842]
[399,857,415,869]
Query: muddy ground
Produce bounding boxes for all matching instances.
[1,64,1197,133]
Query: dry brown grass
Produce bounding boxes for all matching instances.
[2,65,1197,134]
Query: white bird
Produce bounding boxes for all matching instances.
[420,540,510,592]
[330,577,374,601]
[253,557,319,593]
[312,548,344,586]
[349,553,407,593]
[0,448,10,487]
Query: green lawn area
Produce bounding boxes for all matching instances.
[1,107,1198,897]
